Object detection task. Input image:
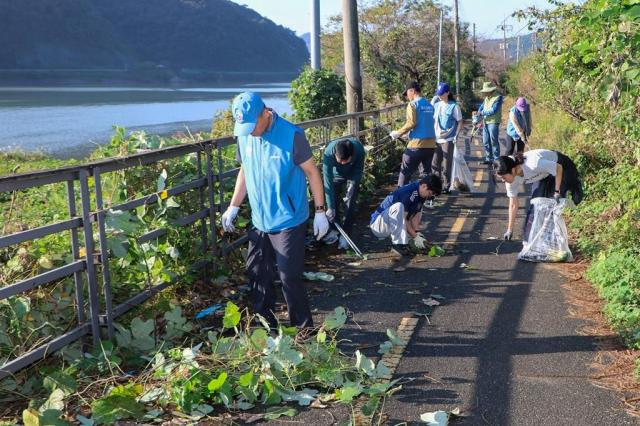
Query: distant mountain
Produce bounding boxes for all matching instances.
[0,0,310,83]
[477,33,539,64]
[300,32,311,52]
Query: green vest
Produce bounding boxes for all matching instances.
[483,95,502,124]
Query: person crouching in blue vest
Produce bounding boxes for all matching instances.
[505,97,532,155]
[321,137,365,249]
[221,92,330,330]
[370,174,442,257]
[390,81,437,187]
[432,82,463,193]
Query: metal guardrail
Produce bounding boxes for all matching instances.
[0,103,405,379]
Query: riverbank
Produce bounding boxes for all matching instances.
[0,85,291,159]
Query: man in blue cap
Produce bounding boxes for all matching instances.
[221,92,329,329]
[389,81,437,187]
[432,82,463,193]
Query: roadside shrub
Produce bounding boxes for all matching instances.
[288,67,346,121]
[586,250,640,348]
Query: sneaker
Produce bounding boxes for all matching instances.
[322,230,339,244]
[391,244,412,257]
[338,235,349,250]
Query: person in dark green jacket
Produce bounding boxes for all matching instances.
[322,138,365,249]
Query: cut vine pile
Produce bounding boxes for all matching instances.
[3,303,403,425]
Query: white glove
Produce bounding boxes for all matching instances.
[503,230,512,240]
[413,232,427,249]
[314,212,330,240]
[390,130,401,140]
[325,208,336,222]
[221,206,240,232]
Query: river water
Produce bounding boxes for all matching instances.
[0,84,291,159]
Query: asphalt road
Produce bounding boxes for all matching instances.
[260,125,636,426]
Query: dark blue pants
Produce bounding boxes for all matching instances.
[330,176,359,235]
[398,147,435,186]
[246,222,312,328]
[505,134,525,155]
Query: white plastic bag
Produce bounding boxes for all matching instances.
[449,146,474,193]
[518,198,573,263]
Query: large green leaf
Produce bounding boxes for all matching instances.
[264,335,303,371]
[43,373,76,396]
[40,389,65,412]
[336,383,363,402]
[355,350,375,376]
[222,302,241,329]
[105,210,143,235]
[264,407,298,420]
[91,395,145,425]
[323,306,347,330]
[207,372,228,393]
[129,318,155,351]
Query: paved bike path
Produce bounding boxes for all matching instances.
[263,124,635,425]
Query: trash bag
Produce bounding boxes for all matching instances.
[518,197,573,263]
[449,146,474,193]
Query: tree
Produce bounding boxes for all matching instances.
[288,66,346,121]
[319,0,482,111]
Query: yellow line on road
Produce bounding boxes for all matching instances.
[450,216,466,234]
[474,169,484,187]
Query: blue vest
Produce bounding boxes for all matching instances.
[408,97,436,139]
[506,106,528,140]
[437,101,458,138]
[237,114,309,233]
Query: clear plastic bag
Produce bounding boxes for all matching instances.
[449,146,474,193]
[518,198,573,263]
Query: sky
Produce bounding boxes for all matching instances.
[228,0,557,40]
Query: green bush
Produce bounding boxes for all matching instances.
[586,250,640,348]
[507,0,640,362]
[288,67,346,121]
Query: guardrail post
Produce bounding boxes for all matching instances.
[196,150,209,276]
[205,145,218,261]
[217,142,227,264]
[93,167,114,339]
[78,169,102,345]
[66,180,87,331]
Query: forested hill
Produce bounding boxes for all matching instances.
[0,0,309,83]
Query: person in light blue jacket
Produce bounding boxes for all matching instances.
[221,92,329,330]
[432,82,463,193]
[506,97,532,155]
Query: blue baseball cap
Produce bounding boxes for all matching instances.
[435,82,450,96]
[232,92,265,136]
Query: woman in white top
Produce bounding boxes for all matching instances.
[494,149,583,241]
[432,82,463,193]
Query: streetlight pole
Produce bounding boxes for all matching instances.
[453,0,461,97]
[310,0,321,70]
[437,9,443,87]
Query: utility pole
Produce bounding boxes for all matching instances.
[310,0,321,70]
[437,9,443,87]
[497,20,513,70]
[453,0,461,97]
[472,23,476,56]
[472,23,476,90]
[342,0,363,134]
[516,35,520,63]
